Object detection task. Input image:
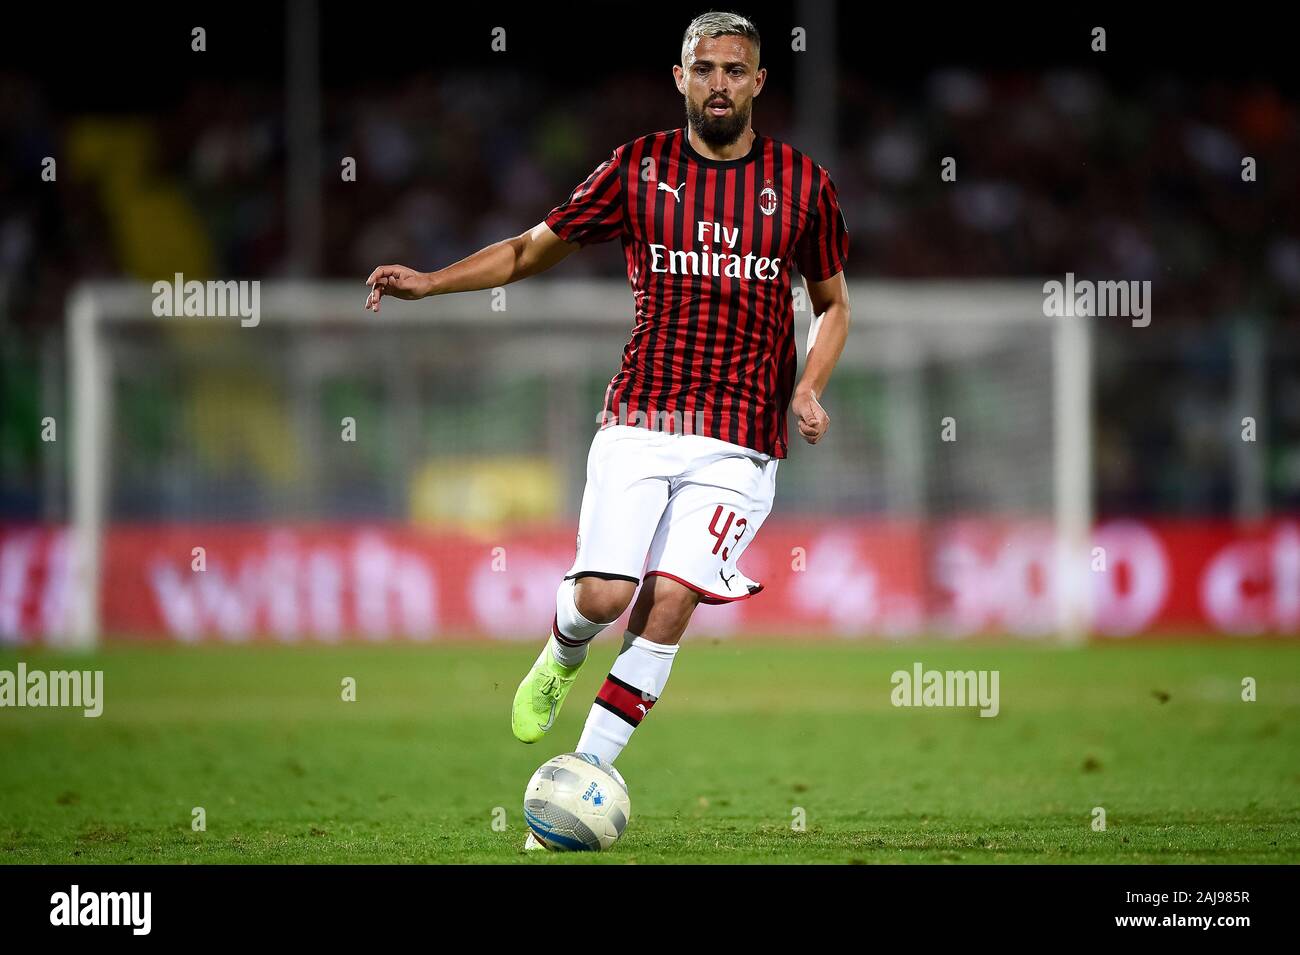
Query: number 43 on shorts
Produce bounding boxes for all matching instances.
[707,505,747,560]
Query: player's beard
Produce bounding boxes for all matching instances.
[685,95,752,150]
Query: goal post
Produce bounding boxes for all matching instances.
[1054,303,1093,645]
[66,286,107,651]
[65,278,1091,646]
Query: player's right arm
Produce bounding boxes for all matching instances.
[364,221,577,313]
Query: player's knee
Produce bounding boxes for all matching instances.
[573,577,636,624]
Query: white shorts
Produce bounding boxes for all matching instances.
[566,425,778,603]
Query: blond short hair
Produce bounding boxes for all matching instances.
[681,11,761,66]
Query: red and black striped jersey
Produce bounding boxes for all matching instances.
[545,129,849,459]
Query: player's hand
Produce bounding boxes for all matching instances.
[792,388,829,444]
[364,265,433,313]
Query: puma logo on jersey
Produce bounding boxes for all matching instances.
[720,569,737,589]
[657,181,685,202]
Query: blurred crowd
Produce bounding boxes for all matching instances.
[5,68,1297,321]
[1,66,1298,515]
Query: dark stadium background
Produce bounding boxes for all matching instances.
[4,2,1299,638]
[4,4,1297,524]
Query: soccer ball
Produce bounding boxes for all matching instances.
[523,752,631,851]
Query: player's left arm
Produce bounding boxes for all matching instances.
[792,271,850,445]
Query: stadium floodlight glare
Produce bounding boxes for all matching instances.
[66,278,1090,647]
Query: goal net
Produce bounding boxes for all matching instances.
[63,278,1090,645]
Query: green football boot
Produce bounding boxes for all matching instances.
[511,637,583,743]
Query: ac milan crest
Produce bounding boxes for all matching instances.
[759,178,777,216]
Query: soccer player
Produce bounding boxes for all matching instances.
[365,10,849,784]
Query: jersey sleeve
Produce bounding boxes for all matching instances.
[544,147,625,246]
[794,170,850,281]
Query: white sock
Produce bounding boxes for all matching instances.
[576,633,679,763]
[549,577,607,669]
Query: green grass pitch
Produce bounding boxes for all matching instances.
[1,640,1297,863]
